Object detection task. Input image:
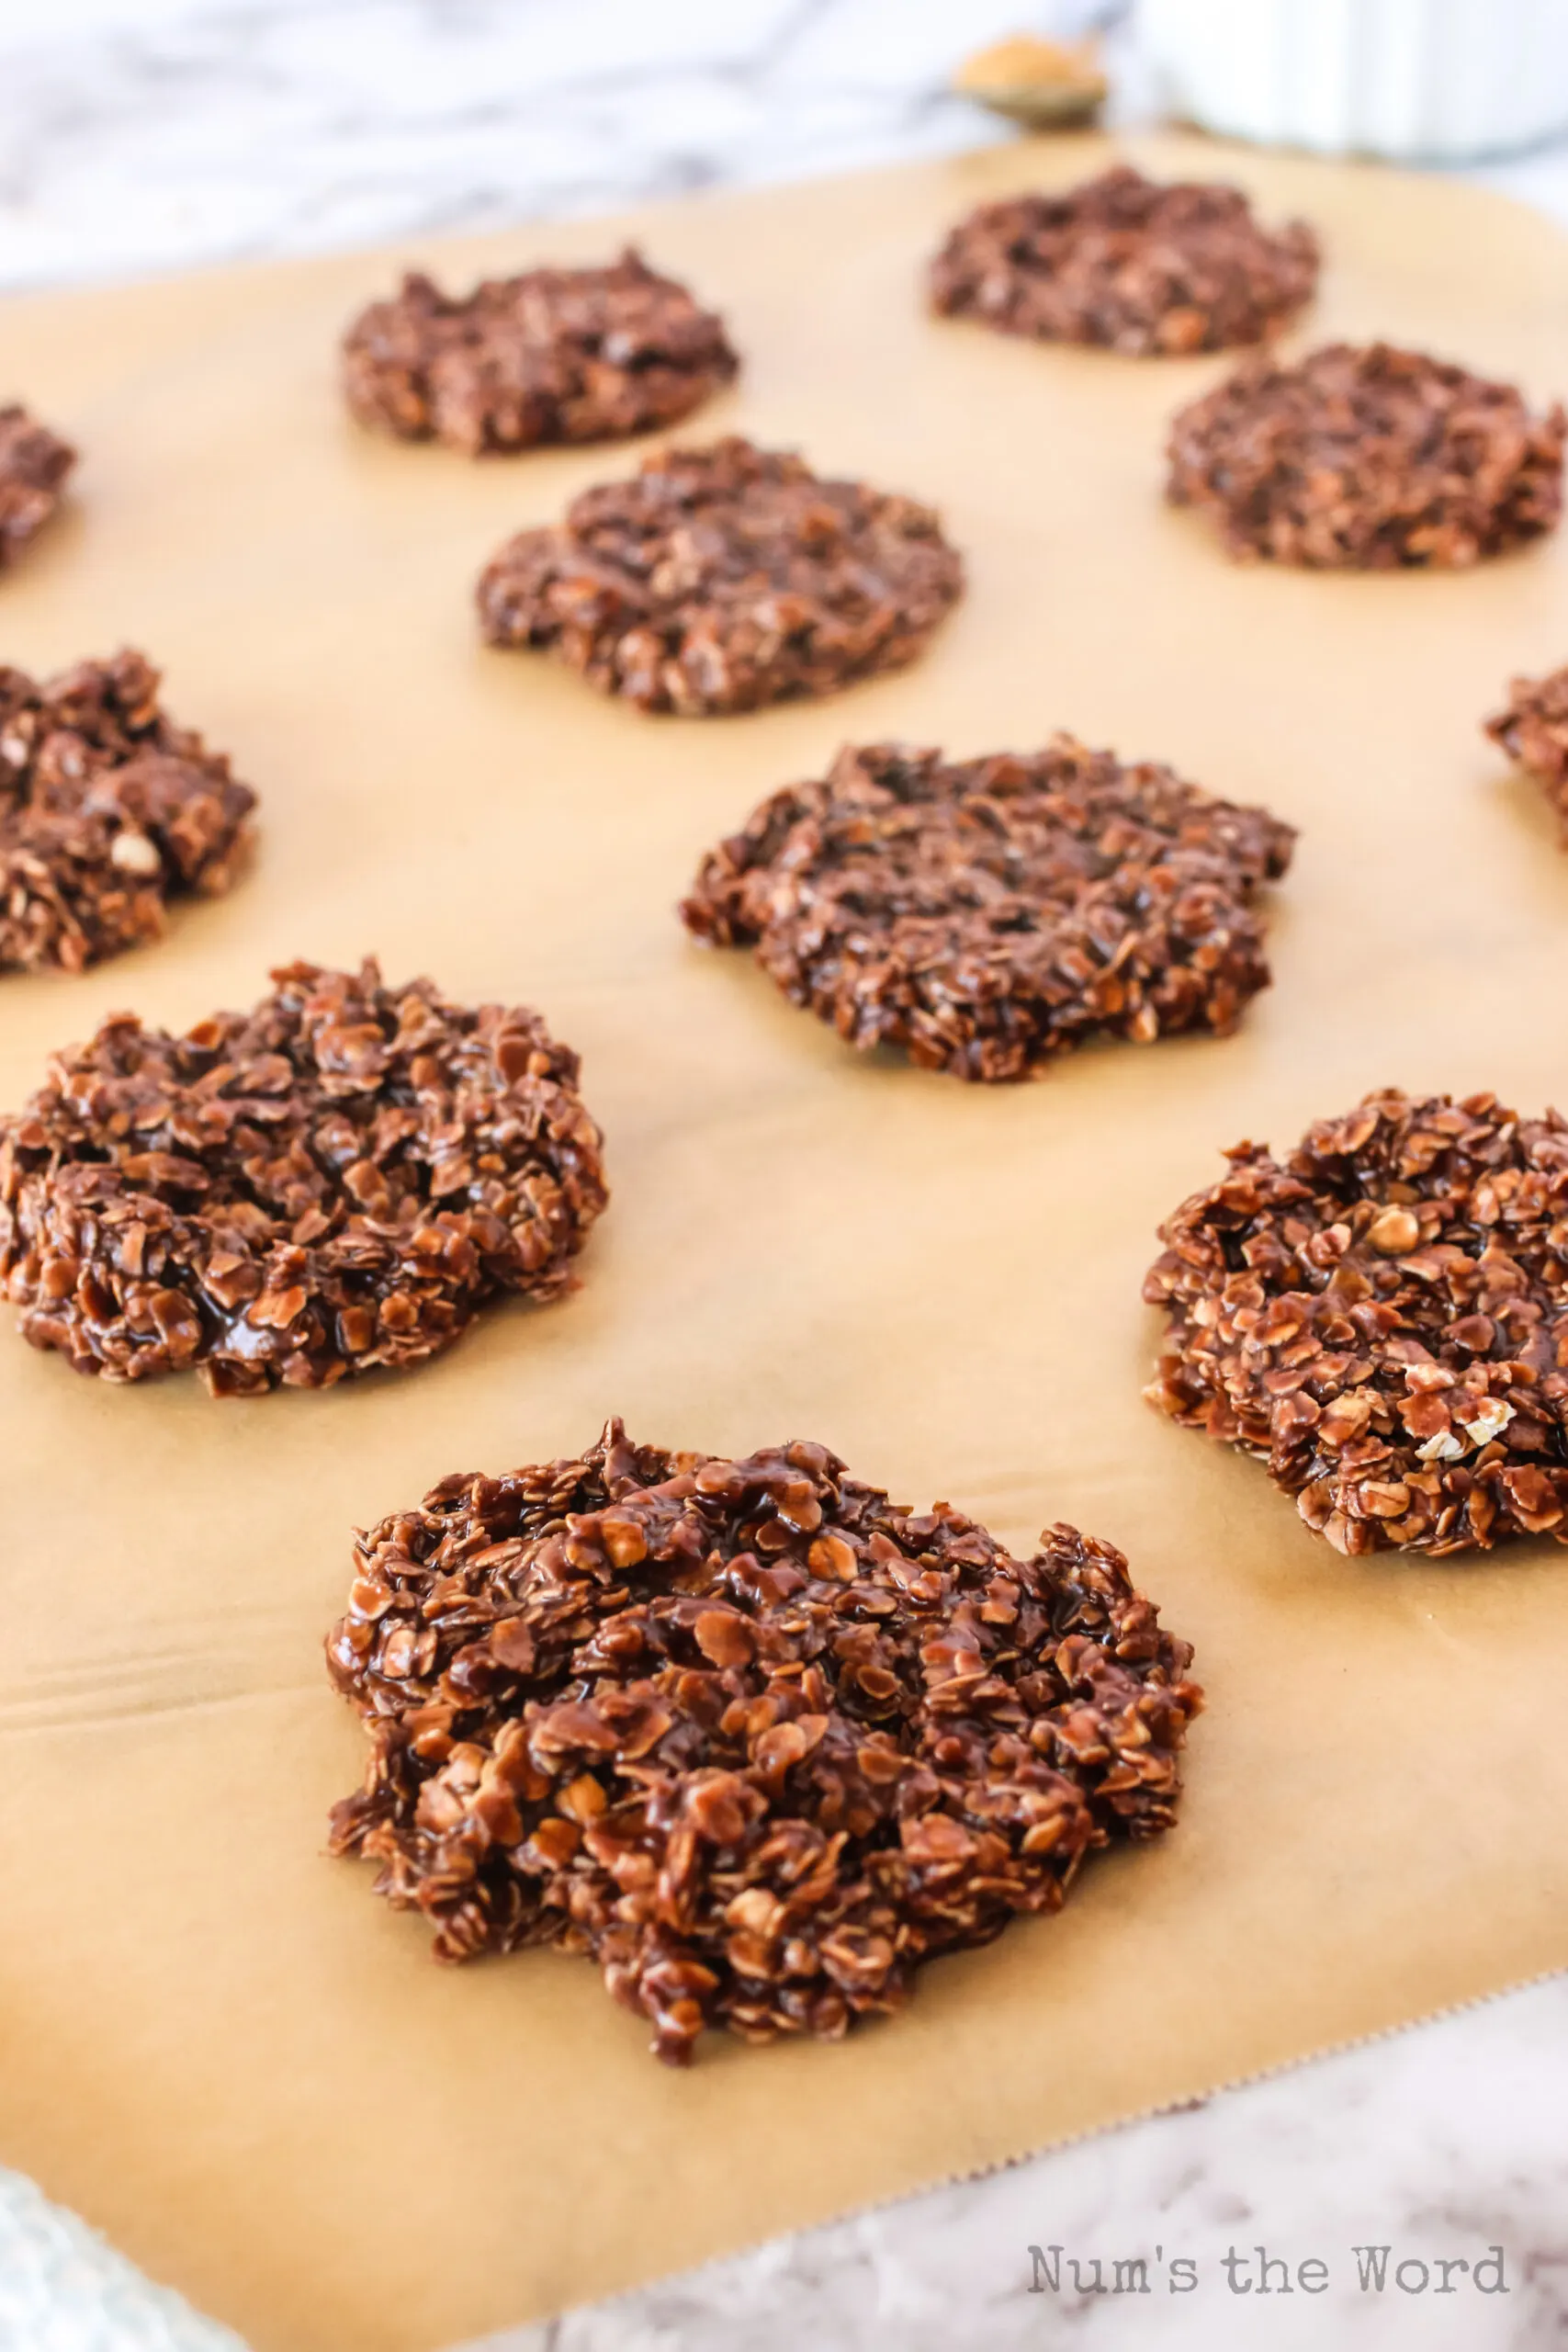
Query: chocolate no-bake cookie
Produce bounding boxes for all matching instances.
[343,249,738,454]
[477,437,964,715]
[1485,662,1568,834]
[328,1418,1201,2064]
[1168,343,1566,567]
[1145,1090,1568,1556]
[0,402,75,567]
[930,165,1318,356]
[0,650,255,975]
[681,739,1295,1081]
[0,959,607,1393]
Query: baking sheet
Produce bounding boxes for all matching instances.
[4,131,1568,2352]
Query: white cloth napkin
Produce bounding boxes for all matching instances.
[0,2168,246,2352]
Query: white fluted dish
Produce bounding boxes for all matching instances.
[1139,0,1568,164]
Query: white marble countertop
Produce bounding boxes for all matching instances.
[1,6,1566,2349]
[7,0,1568,296]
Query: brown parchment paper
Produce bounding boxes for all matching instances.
[5,131,1568,2352]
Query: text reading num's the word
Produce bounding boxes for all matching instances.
[1027,2245,1511,2297]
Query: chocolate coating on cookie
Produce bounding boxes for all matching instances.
[682,739,1294,1081]
[1145,1090,1568,1555]
[343,249,738,454]
[0,650,255,975]
[1168,343,1565,567]
[327,1418,1201,2064]
[0,402,75,566]
[930,166,1317,356]
[477,436,964,714]
[0,959,607,1393]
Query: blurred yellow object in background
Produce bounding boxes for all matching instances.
[953,33,1109,130]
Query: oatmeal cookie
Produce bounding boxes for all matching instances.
[681,738,1295,1080]
[477,437,964,714]
[1485,662,1568,834]
[327,1418,1201,2063]
[1167,343,1565,567]
[0,958,607,1393]
[930,165,1317,356]
[344,249,738,454]
[0,402,75,566]
[1145,1090,1568,1555]
[0,650,254,975]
